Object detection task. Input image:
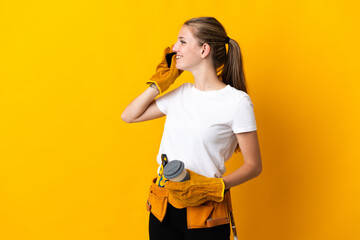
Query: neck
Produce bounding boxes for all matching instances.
[191,64,226,91]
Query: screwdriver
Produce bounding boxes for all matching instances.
[155,154,169,187]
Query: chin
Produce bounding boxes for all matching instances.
[176,63,185,71]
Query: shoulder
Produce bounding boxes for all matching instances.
[173,82,192,90]
[173,82,192,93]
[182,82,193,89]
[227,85,252,101]
[161,82,190,95]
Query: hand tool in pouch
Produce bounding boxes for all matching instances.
[155,154,169,187]
[225,188,238,240]
[229,210,238,240]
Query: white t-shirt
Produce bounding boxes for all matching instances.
[155,82,257,178]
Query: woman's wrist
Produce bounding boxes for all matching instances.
[222,177,230,189]
[149,83,160,94]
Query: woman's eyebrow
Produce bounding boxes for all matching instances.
[178,36,186,39]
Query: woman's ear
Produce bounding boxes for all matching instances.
[201,43,210,58]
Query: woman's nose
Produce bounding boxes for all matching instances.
[172,42,179,52]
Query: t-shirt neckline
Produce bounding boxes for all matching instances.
[191,83,230,95]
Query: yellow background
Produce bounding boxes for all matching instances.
[1,0,359,239]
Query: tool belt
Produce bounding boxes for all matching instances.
[146,177,233,229]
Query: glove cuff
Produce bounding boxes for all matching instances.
[220,178,225,201]
[146,81,162,94]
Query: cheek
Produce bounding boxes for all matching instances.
[186,52,201,64]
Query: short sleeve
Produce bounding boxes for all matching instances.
[155,83,186,115]
[230,95,257,133]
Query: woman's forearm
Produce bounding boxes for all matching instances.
[222,163,261,189]
[121,84,159,122]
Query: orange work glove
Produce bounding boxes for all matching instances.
[146,44,184,94]
[164,169,225,207]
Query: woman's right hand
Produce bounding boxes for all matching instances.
[146,44,184,94]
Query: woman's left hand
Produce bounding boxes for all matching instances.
[164,169,225,207]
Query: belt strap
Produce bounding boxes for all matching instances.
[206,217,230,227]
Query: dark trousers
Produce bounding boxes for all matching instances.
[149,202,230,240]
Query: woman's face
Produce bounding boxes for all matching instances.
[172,25,204,71]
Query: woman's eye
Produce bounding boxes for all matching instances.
[181,41,185,44]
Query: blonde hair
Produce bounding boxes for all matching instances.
[184,16,249,153]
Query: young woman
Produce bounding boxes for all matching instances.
[122,16,262,240]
